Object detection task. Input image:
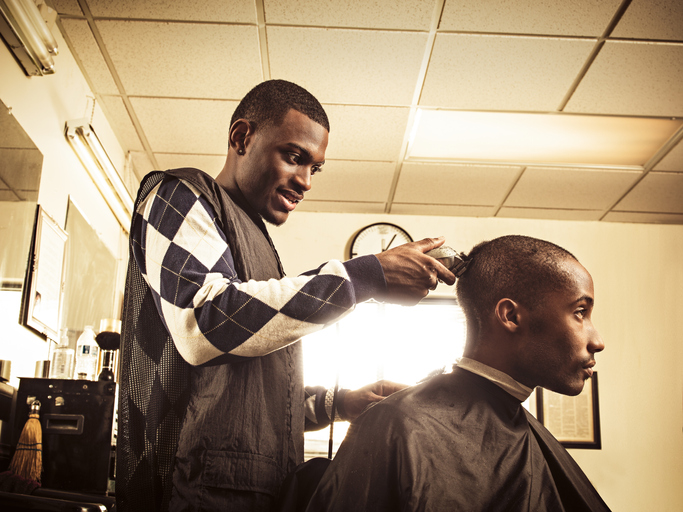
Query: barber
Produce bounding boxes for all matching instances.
[116,79,455,512]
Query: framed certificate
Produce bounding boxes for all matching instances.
[20,205,68,342]
[536,372,601,449]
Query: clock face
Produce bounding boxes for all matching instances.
[349,223,413,258]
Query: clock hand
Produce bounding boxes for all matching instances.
[383,234,397,252]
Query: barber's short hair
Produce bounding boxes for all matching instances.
[456,235,578,335]
[230,79,329,133]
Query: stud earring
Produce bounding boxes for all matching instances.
[237,149,244,155]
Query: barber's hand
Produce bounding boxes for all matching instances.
[343,380,408,421]
[375,236,456,305]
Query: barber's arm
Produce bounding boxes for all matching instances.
[131,177,385,366]
[132,177,455,367]
[376,237,456,305]
[304,380,408,431]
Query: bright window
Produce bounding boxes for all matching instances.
[303,298,466,458]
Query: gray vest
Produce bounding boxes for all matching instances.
[117,168,304,511]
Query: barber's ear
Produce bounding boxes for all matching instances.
[494,298,522,333]
[228,119,254,155]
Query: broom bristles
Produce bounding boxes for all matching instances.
[9,405,42,483]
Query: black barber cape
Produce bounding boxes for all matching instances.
[306,367,611,512]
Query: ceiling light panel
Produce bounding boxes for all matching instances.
[407,110,683,168]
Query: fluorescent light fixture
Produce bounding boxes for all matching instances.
[0,0,58,75]
[65,119,134,231]
[407,110,683,169]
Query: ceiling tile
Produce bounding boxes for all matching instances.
[130,97,238,154]
[100,95,143,152]
[615,172,683,213]
[61,19,119,95]
[497,207,603,221]
[305,161,395,202]
[505,167,641,209]
[439,0,621,37]
[267,27,428,106]
[264,0,434,30]
[323,104,409,161]
[565,41,683,117]
[603,211,683,224]
[51,0,83,16]
[154,153,226,177]
[611,0,683,40]
[87,0,257,23]
[391,204,496,217]
[97,20,262,98]
[420,34,595,111]
[654,138,683,171]
[297,201,386,214]
[394,163,520,205]
[129,151,154,180]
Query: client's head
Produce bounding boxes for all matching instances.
[456,235,604,395]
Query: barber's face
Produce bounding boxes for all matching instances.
[521,259,605,396]
[236,109,328,226]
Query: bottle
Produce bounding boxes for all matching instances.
[49,330,75,379]
[73,326,99,380]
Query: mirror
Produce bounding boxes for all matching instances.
[0,98,42,291]
[60,199,117,343]
[19,205,68,341]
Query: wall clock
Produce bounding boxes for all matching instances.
[348,223,413,259]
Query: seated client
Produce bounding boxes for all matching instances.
[306,234,611,512]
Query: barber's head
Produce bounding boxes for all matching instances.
[230,79,330,134]
[457,235,604,396]
[223,80,329,226]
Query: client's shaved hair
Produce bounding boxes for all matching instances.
[456,235,577,338]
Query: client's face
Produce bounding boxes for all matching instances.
[522,259,605,396]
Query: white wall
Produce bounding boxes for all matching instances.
[0,26,126,386]
[270,211,683,512]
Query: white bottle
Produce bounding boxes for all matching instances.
[50,330,75,379]
[73,326,99,380]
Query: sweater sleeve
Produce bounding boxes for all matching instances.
[130,176,386,366]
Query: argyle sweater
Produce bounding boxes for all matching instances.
[131,175,384,366]
[118,168,386,511]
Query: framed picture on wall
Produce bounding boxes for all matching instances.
[536,372,601,449]
[19,205,68,342]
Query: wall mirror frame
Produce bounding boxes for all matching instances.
[19,204,68,341]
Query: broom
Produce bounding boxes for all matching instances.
[8,399,42,483]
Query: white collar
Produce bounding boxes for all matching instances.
[456,357,533,402]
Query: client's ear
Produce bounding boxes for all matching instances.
[494,298,522,333]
